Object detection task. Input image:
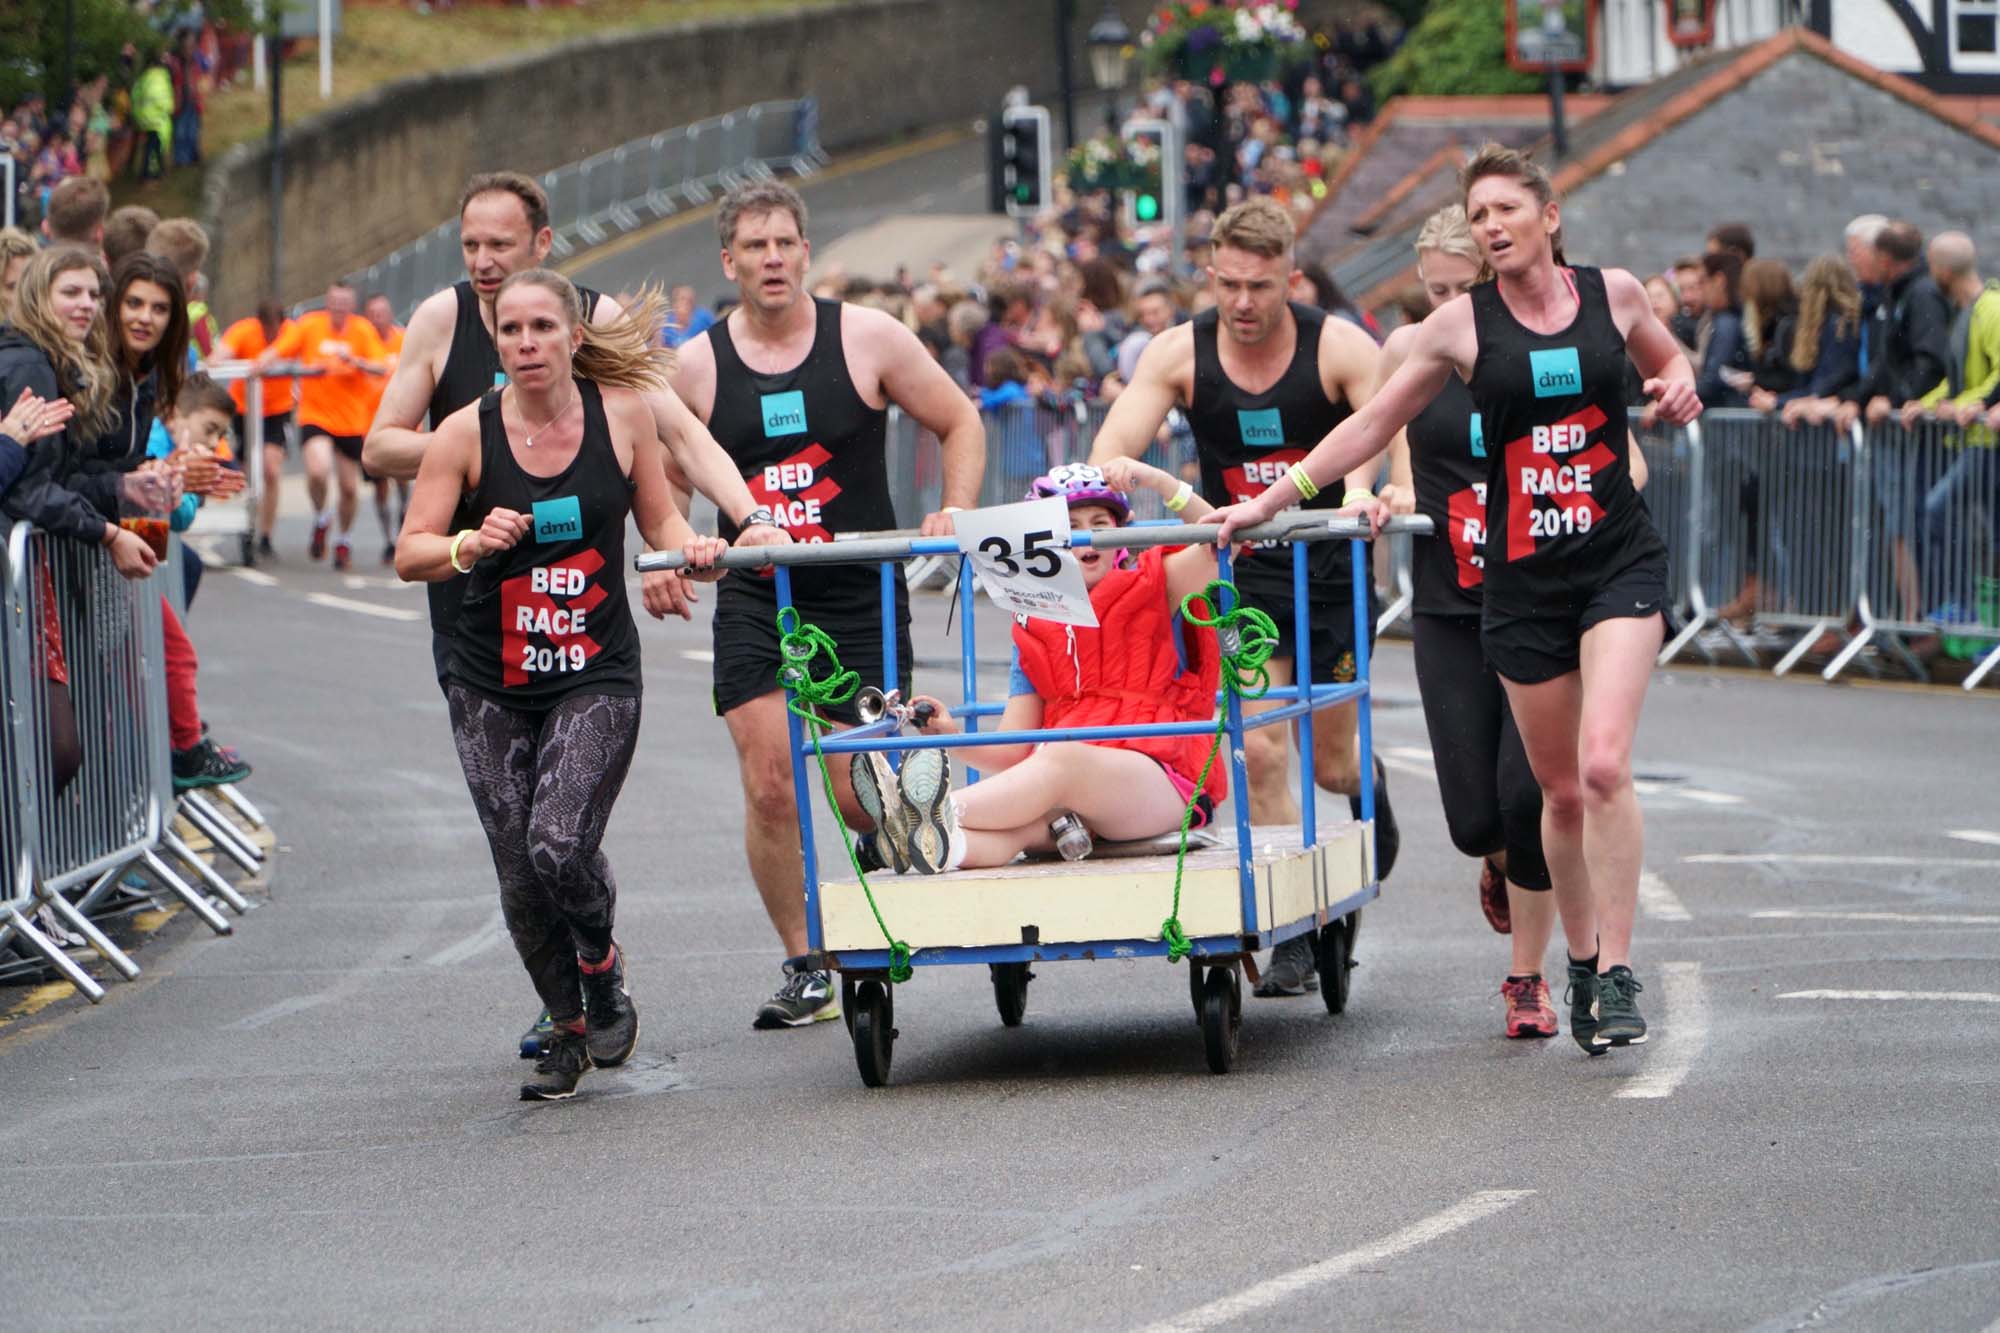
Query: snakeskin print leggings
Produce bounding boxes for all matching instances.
[446,684,641,1023]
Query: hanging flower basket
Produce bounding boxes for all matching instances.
[1140,1,1309,87]
[1063,134,1164,198]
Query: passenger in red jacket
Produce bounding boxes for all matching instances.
[851,461,1235,875]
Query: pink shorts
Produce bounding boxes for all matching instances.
[1155,758,1213,829]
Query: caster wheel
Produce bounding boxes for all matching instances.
[991,962,1032,1027]
[1200,966,1241,1074]
[1188,960,1206,1025]
[1318,917,1352,1015]
[852,979,895,1087]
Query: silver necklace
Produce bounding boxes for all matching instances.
[518,388,577,449]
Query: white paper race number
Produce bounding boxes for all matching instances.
[952,498,1099,627]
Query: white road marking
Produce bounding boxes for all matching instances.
[1614,961,1705,1099]
[1948,829,2000,848]
[679,649,715,663]
[341,574,416,592]
[1379,745,1439,783]
[304,592,423,622]
[1135,1190,1534,1332]
[1638,870,1691,922]
[1666,786,1744,806]
[1686,853,2000,868]
[1778,989,2000,1004]
[426,910,506,967]
[231,567,280,588]
[228,995,332,1030]
[1754,909,2000,926]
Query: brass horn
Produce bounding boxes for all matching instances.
[853,686,889,725]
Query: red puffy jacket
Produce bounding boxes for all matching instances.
[1011,547,1225,803]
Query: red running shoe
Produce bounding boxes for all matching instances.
[1501,975,1558,1039]
[1479,857,1510,934]
[309,517,330,561]
[333,538,352,571]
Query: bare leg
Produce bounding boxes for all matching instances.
[1499,670,1598,960]
[1574,614,1662,969]
[373,476,395,543]
[334,453,362,537]
[1301,697,1363,796]
[301,434,333,516]
[258,442,285,540]
[954,742,1188,843]
[1243,657,1298,824]
[1507,881,1558,977]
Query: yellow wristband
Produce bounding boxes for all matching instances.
[1342,489,1373,506]
[1164,480,1193,513]
[449,529,476,574]
[1287,462,1319,502]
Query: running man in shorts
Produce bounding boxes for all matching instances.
[1213,144,1702,1053]
[1089,195,1399,999]
[261,280,386,570]
[671,180,984,1029]
[361,291,409,564]
[365,170,789,1058]
[219,299,297,559]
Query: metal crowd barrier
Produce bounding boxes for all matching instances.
[0,523,264,1002]
[338,98,826,319]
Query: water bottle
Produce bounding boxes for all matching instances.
[1049,812,1093,862]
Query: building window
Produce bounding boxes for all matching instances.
[1955,0,2000,70]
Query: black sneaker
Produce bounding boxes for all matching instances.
[519,1009,553,1059]
[519,1028,591,1101]
[854,832,889,874]
[581,944,639,1067]
[172,738,252,791]
[1349,757,1399,881]
[752,964,840,1029]
[1593,966,1648,1047]
[1565,960,1604,1055]
[1253,933,1319,997]
[256,534,275,559]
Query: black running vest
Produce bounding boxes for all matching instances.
[1186,302,1353,599]
[1406,371,1486,618]
[1466,267,1660,615]
[705,297,905,615]
[449,379,641,707]
[428,280,602,642]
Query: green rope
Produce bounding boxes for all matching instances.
[1158,581,1280,962]
[776,607,913,983]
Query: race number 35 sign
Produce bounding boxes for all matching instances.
[953,498,1099,627]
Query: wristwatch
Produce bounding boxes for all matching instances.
[737,505,777,530]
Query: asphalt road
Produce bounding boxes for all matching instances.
[2,505,1998,1331]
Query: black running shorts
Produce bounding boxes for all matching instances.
[1480,547,1668,686]
[711,589,913,725]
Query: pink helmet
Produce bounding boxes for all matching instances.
[1027,462,1130,523]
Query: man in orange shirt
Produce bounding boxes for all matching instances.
[361,291,408,565]
[219,298,297,559]
[262,280,387,569]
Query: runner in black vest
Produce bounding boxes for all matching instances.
[364,171,787,1060]
[671,180,984,1031]
[1213,145,1701,1056]
[1088,196,1397,1000]
[396,269,727,1101]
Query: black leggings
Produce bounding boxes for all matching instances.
[1410,613,1552,891]
[446,684,641,1022]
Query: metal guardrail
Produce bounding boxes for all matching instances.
[337,98,826,319]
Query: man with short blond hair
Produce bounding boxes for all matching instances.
[40,176,109,250]
[1090,193,1399,997]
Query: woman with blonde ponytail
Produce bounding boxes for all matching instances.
[396,265,729,1102]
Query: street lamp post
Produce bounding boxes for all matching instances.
[1055,0,1079,149]
[1087,4,1135,115]
[1543,3,1570,159]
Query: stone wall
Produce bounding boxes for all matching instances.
[204,0,1154,317]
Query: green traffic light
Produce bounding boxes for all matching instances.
[1135,193,1160,222]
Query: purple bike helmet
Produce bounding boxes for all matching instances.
[1027,462,1131,522]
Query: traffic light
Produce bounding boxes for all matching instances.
[1000,105,1052,217]
[1120,119,1181,238]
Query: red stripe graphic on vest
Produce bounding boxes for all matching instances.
[501,548,607,685]
[1446,482,1487,589]
[1503,405,1612,562]
[1223,449,1307,505]
[750,442,841,545]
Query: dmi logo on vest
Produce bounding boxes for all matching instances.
[1529,347,1581,399]
[1237,408,1284,448]
[531,495,582,544]
[761,391,807,438]
[493,371,508,389]
[1469,412,1486,459]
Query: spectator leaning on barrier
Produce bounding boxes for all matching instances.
[1694,251,1750,409]
[1738,258,1800,400]
[1761,255,1863,419]
[1835,219,1950,431]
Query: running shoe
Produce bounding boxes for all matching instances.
[1252,933,1319,997]
[1349,757,1400,881]
[898,748,958,875]
[519,1028,591,1101]
[519,1009,553,1059]
[333,538,352,571]
[752,964,840,1029]
[1479,857,1511,934]
[309,517,330,561]
[849,751,910,874]
[172,738,252,791]
[1500,975,1558,1038]
[1565,960,1603,1055]
[580,943,639,1067]
[256,535,275,559]
[854,832,889,874]
[381,540,396,566]
[1593,965,1648,1047]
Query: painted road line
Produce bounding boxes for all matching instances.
[1380,745,1439,783]
[1686,853,2000,868]
[1948,829,2000,848]
[1778,989,2000,1004]
[680,649,716,663]
[231,567,280,588]
[304,592,424,623]
[1615,961,1705,1100]
[1638,870,1691,922]
[1136,1190,1534,1332]
[426,910,506,967]
[1754,909,2000,926]
[228,994,333,1030]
